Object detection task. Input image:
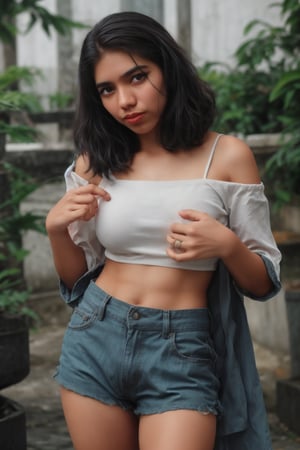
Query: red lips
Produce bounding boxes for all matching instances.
[123,112,145,124]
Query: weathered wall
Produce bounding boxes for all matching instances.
[191,0,281,66]
[21,182,65,294]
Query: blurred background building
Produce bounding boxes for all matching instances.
[0,0,281,108]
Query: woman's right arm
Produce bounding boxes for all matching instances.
[46,158,110,290]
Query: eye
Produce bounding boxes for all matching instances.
[98,85,114,97]
[131,72,148,84]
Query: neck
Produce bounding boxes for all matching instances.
[138,130,163,154]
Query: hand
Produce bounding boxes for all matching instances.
[46,184,111,234]
[166,209,232,262]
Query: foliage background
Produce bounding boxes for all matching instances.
[0,0,84,317]
[200,0,300,206]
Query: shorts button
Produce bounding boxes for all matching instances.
[132,311,140,320]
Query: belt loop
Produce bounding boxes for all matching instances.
[162,310,170,339]
[98,294,111,321]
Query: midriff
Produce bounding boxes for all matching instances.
[95,259,214,310]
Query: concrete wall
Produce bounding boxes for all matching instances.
[245,291,289,354]
[12,0,282,105]
[16,0,59,109]
[191,0,281,66]
[21,182,65,295]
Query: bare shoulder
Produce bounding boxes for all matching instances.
[218,134,261,184]
[74,154,102,185]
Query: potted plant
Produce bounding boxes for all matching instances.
[0,0,88,351]
[0,160,45,372]
[0,160,45,449]
[0,394,27,450]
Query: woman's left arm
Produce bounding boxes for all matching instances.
[217,225,274,297]
[167,136,280,298]
[212,136,274,297]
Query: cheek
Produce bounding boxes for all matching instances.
[155,93,167,116]
[144,85,166,114]
[154,83,167,113]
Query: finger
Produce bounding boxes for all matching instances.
[178,209,203,221]
[89,185,111,201]
[166,247,188,260]
[68,204,98,222]
[166,237,186,256]
[70,202,98,214]
[75,184,111,201]
[166,235,174,246]
[166,235,185,248]
[168,222,188,235]
[69,193,99,205]
[70,187,110,205]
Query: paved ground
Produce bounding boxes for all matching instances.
[2,322,300,450]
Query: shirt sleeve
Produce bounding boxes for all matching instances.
[64,163,105,270]
[223,182,282,300]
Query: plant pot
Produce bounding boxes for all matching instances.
[0,395,26,450]
[0,315,30,390]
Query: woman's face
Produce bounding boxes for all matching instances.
[94,50,166,141]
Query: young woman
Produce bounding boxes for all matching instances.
[46,11,281,450]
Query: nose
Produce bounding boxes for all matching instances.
[118,86,136,109]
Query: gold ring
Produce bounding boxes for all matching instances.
[173,239,182,250]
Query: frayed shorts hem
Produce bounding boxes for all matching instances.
[135,405,220,416]
[54,372,221,417]
[54,374,132,411]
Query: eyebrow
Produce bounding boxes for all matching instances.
[95,64,148,90]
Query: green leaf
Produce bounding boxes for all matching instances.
[274,189,292,203]
[270,71,300,101]
[0,66,42,91]
[0,122,37,142]
[0,268,20,281]
[0,0,88,43]
[243,19,270,35]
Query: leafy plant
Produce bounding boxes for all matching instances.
[201,0,300,207]
[0,1,87,321]
[48,91,74,111]
[0,0,86,44]
[0,0,87,141]
[199,63,283,135]
[235,0,300,206]
[0,162,45,320]
[0,66,42,142]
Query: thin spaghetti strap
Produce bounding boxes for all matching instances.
[203,134,223,179]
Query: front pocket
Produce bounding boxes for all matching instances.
[171,330,214,363]
[68,303,98,330]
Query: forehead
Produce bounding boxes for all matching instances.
[94,50,154,81]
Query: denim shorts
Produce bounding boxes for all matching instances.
[54,281,221,416]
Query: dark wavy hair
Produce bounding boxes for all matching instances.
[74,11,216,176]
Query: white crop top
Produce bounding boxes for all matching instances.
[65,135,281,276]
